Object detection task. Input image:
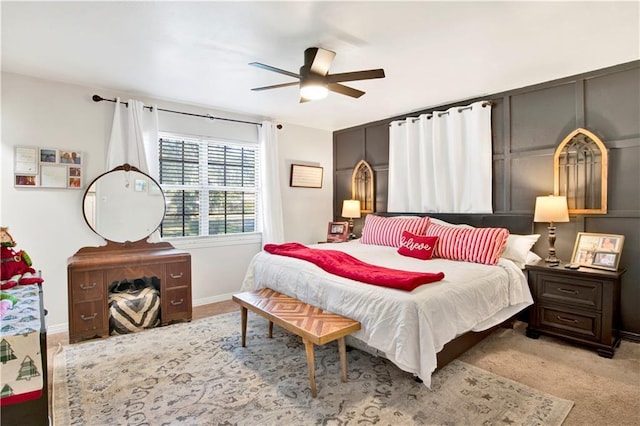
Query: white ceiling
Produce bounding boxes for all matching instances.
[2,1,639,131]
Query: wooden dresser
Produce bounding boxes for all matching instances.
[67,240,192,343]
[525,260,624,358]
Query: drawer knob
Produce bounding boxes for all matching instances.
[80,313,98,321]
[557,287,579,295]
[556,315,579,324]
[80,282,97,290]
[170,272,184,279]
[170,298,184,306]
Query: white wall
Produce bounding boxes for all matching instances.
[1,72,333,333]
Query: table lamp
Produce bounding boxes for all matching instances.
[534,195,570,264]
[341,200,361,240]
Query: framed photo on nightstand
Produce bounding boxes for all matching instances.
[327,221,348,243]
[571,232,624,271]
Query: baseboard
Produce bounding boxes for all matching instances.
[620,330,640,343]
[47,293,235,336]
[193,292,234,306]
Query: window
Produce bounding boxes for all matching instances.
[158,134,259,238]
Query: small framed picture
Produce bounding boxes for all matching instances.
[571,232,624,271]
[39,148,57,163]
[327,221,349,243]
[15,175,37,187]
[40,164,67,188]
[60,151,82,164]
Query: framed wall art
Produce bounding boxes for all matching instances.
[14,145,84,189]
[570,232,624,271]
[290,164,323,188]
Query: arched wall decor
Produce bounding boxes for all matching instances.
[554,128,608,214]
[351,159,374,213]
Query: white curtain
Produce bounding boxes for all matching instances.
[106,98,159,175]
[258,121,285,245]
[388,101,492,213]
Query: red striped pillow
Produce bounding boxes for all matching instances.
[360,215,431,247]
[426,223,509,265]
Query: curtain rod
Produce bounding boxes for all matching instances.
[92,95,261,127]
[390,101,493,125]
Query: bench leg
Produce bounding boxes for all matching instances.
[303,339,317,398]
[338,337,348,383]
[240,306,247,347]
[268,321,274,338]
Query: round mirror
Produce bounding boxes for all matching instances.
[83,164,166,243]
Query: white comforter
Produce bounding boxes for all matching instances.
[241,240,533,387]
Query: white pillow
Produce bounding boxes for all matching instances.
[525,250,542,264]
[501,234,540,268]
[429,217,474,229]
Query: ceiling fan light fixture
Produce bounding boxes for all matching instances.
[300,82,328,100]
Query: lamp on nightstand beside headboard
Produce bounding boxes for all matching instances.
[341,200,361,240]
[534,195,569,264]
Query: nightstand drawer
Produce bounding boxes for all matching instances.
[538,305,600,340]
[536,273,601,310]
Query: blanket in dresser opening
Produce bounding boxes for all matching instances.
[263,242,445,291]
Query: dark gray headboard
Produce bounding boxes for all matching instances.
[381,213,534,235]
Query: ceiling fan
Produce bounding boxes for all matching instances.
[249,47,385,102]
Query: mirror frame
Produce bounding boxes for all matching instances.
[554,128,608,215]
[351,159,375,213]
[82,163,166,243]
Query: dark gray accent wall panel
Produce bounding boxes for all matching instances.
[493,158,505,211]
[585,68,640,140]
[510,155,554,211]
[334,61,640,334]
[491,100,505,155]
[510,84,576,152]
[334,128,364,170]
[364,124,389,167]
[608,146,640,212]
[375,169,388,213]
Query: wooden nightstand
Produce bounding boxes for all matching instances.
[525,260,625,358]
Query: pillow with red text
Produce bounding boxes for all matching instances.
[425,223,509,265]
[360,215,431,247]
[397,231,438,260]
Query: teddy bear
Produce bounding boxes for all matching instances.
[1,226,44,290]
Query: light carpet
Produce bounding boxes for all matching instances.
[53,312,573,425]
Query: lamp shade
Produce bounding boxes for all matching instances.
[341,199,361,219]
[534,195,569,223]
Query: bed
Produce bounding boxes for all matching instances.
[242,213,535,387]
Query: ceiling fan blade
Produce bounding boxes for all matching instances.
[328,83,365,98]
[305,47,336,76]
[249,62,300,79]
[326,69,385,83]
[251,82,299,91]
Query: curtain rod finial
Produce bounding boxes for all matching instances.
[92,95,103,102]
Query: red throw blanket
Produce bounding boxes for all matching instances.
[263,242,445,291]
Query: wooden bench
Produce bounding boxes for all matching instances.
[232,288,361,397]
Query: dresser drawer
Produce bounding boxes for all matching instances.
[105,265,164,286]
[163,287,191,318]
[538,305,601,340]
[72,301,108,335]
[70,271,105,302]
[165,261,190,289]
[536,273,601,310]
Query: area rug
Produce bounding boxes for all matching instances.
[53,312,573,425]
